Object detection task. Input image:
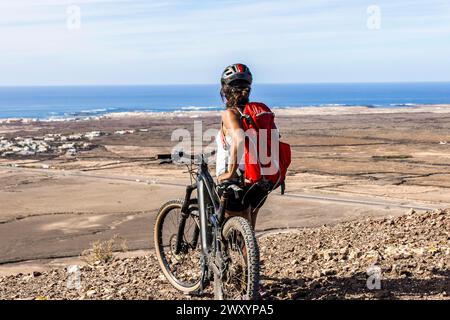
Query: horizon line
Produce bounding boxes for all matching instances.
[1,80,450,87]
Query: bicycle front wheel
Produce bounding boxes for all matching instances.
[215,216,260,300]
[154,199,202,293]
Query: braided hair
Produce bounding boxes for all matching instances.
[221,84,251,110]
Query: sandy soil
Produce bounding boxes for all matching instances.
[0,105,449,284]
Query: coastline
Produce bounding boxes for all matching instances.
[2,104,450,124]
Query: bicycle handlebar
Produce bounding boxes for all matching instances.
[173,150,216,163]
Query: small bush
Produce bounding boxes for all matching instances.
[81,235,128,266]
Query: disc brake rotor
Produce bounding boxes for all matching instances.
[169,234,183,263]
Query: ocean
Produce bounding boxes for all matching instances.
[0,82,449,119]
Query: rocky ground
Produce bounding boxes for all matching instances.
[0,208,448,300]
[260,208,449,300]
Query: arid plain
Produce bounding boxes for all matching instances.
[1,105,449,277]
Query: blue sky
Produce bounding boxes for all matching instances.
[1,0,449,85]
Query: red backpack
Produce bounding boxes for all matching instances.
[239,102,291,193]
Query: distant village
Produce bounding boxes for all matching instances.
[0,129,139,158]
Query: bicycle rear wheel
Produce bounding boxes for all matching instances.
[154,199,202,293]
[214,216,260,300]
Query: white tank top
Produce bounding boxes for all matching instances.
[215,130,245,178]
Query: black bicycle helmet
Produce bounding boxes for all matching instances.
[221,63,253,87]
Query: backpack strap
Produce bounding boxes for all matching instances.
[280,181,286,195]
[237,104,260,130]
[235,106,245,117]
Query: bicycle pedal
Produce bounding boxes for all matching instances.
[185,290,204,297]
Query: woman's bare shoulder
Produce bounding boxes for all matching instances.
[221,108,240,121]
[222,108,242,131]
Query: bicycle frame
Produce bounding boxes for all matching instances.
[177,159,227,257]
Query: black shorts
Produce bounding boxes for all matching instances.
[225,184,269,212]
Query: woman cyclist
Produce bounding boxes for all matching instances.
[216,63,269,229]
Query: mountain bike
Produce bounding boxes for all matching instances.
[153,151,260,300]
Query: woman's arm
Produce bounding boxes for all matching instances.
[218,109,244,182]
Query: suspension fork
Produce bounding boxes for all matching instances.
[181,184,196,214]
[174,184,196,255]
